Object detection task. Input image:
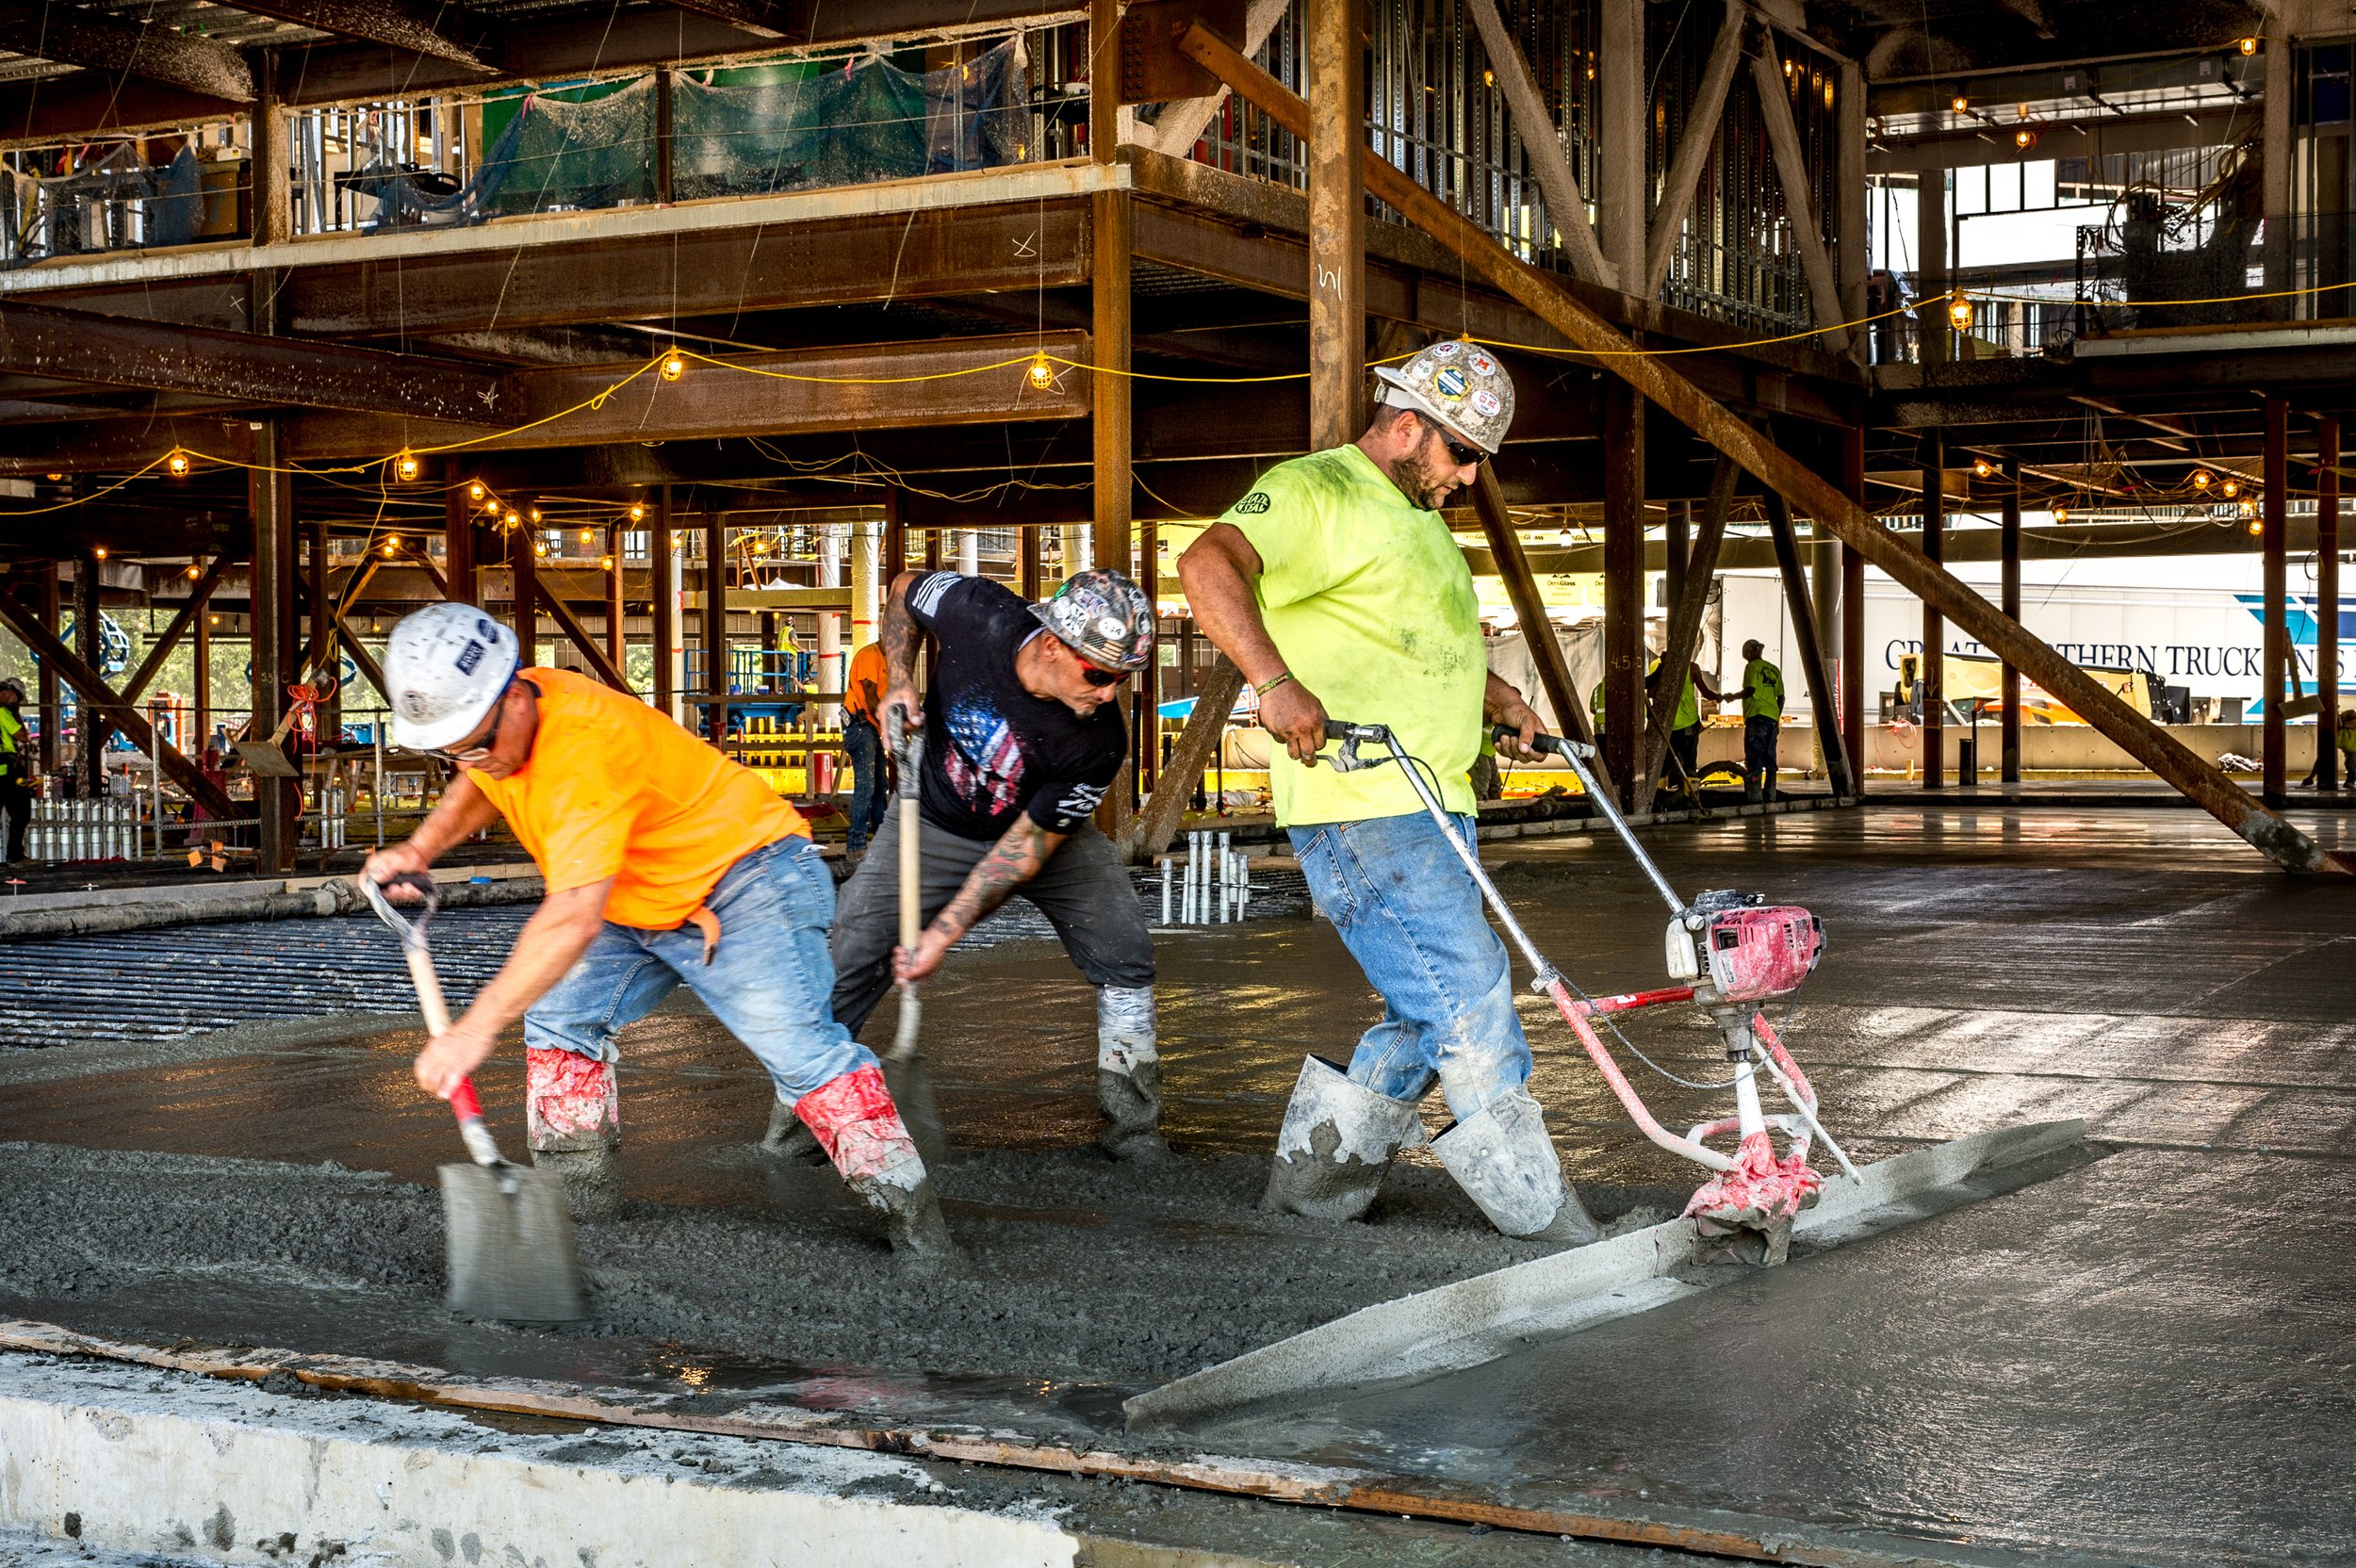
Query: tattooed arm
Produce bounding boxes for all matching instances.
[892,814,1066,985]
[878,570,929,729]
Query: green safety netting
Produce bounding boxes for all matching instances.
[360,39,1029,231]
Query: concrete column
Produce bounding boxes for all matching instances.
[1917,172,1948,364]
[957,529,981,577]
[850,521,880,652]
[1307,0,1366,449]
[817,523,844,727]
[1598,0,1645,286]
[2263,21,2293,302]
[252,52,290,248]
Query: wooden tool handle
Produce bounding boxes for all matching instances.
[404,946,453,1037]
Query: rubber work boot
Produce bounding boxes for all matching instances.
[1432,1089,1603,1244]
[1743,779,1762,805]
[796,1064,957,1267]
[1262,1055,1425,1221]
[761,1093,825,1164]
[525,1045,623,1221]
[1096,985,1168,1160]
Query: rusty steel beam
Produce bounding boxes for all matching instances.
[1472,467,1603,788]
[0,302,509,423]
[1181,18,2341,874]
[285,332,1089,459]
[0,5,253,103]
[0,594,236,819]
[274,202,1089,339]
[539,586,630,692]
[1636,454,1734,813]
[1130,659,1244,864]
[217,0,498,67]
[1764,497,1856,797]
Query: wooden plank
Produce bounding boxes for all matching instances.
[1472,467,1604,778]
[1130,659,1244,863]
[541,587,630,692]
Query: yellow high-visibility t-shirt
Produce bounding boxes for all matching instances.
[1222,444,1482,826]
[465,669,804,929]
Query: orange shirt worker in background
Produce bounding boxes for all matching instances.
[365,603,950,1261]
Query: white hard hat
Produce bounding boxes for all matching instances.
[384,602,520,752]
[1371,338,1516,453]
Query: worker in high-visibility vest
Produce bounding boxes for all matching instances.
[1738,639,1786,803]
[2338,707,2356,791]
[1646,655,1728,792]
[0,675,29,864]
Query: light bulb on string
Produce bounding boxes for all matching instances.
[92,547,106,560]
[579,529,594,544]
[186,564,202,580]
[2053,505,2070,524]
[1025,352,1056,391]
[166,449,189,477]
[1946,293,1975,333]
[503,510,520,529]
[2220,476,2240,498]
[2240,36,2258,55]
[529,507,542,523]
[1951,94,1968,114]
[384,539,400,557]
[2192,468,2213,491]
[395,451,419,482]
[467,481,485,500]
[629,502,646,522]
[661,352,686,382]
[1972,457,1995,479]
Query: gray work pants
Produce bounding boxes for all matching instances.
[828,807,1154,1035]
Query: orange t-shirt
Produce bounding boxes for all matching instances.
[844,641,890,725]
[466,669,805,930]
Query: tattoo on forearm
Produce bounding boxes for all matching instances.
[881,585,924,693]
[932,820,1051,942]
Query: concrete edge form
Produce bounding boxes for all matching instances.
[0,865,544,942]
[0,1322,2095,1568]
[1121,1120,2090,1431]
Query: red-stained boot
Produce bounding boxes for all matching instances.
[796,1065,957,1266]
[526,1046,622,1220]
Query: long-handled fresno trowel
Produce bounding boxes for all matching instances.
[361,873,587,1322]
[880,705,952,1167]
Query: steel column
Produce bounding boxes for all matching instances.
[1765,498,1855,796]
[1841,426,1866,790]
[2001,462,2021,784]
[36,565,57,774]
[1639,454,1735,811]
[511,507,539,662]
[703,510,728,743]
[250,421,297,871]
[606,525,626,675]
[652,488,676,720]
[1922,440,1943,788]
[2320,417,2342,791]
[74,550,101,795]
[1603,383,1645,805]
[443,470,477,605]
[1307,0,1366,449]
[2263,397,2288,807]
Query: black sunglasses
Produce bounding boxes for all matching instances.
[1080,662,1130,688]
[1417,412,1485,468]
[424,678,515,765]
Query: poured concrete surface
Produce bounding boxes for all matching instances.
[2,806,2352,1564]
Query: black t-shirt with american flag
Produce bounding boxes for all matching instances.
[904,572,1129,841]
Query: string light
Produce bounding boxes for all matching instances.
[529,507,542,523]
[1951,94,1968,113]
[42,472,61,482]
[185,564,201,579]
[395,451,419,481]
[534,539,549,557]
[165,449,189,477]
[579,529,594,544]
[2239,498,2259,520]
[1025,352,1055,390]
[467,480,485,500]
[2220,476,2241,498]
[1946,293,1975,333]
[661,352,686,382]
[600,555,614,570]
[2192,469,2213,491]
[92,547,106,560]
[629,502,646,522]
[2013,128,2037,150]
[383,539,400,556]
[1972,457,1995,479]
[503,509,520,528]
[2053,505,2070,524]
[2239,36,2257,55]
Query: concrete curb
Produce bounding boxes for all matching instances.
[0,866,544,943]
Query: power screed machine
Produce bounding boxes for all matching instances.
[1324,719,1857,1264]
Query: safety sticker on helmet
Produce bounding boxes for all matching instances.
[1434,366,1469,398]
[1470,388,1502,418]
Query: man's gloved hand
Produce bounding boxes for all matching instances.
[1258,678,1332,767]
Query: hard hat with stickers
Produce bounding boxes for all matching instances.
[1371,338,1516,453]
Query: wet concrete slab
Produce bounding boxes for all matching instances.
[1,807,2350,1564]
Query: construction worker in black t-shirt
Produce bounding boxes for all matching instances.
[826,566,1166,1158]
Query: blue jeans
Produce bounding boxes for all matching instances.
[524,836,874,1103]
[843,713,890,854]
[1287,810,1532,1121]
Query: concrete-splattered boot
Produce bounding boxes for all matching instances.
[526,1045,623,1221]
[761,1093,826,1164]
[1096,985,1168,1160]
[1432,1089,1602,1244]
[1262,1055,1424,1221]
[798,1065,958,1268]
